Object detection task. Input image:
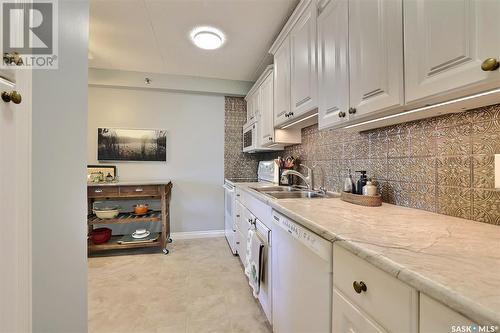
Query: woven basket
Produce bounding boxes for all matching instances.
[340,192,382,207]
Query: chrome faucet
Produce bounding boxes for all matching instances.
[282,164,314,190]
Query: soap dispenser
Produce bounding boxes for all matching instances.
[355,171,368,195]
[362,178,378,196]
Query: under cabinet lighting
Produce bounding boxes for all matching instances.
[344,87,500,129]
[281,112,319,129]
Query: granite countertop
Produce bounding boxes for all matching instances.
[87,180,171,187]
[235,182,500,326]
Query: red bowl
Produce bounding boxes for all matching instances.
[91,228,112,244]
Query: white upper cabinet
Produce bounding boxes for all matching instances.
[246,96,254,123]
[252,90,260,120]
[246,91,259,124]
[404,0,500,104]
[290,0,318,117]
[348,0,404,118]
[317,0,350,130]
[274,37,291,127]
[259,72,274,144]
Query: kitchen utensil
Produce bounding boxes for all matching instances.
[90,228,112,244]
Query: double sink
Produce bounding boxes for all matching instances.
[252,186,338,200]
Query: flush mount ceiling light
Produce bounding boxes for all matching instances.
[190,26,225,50]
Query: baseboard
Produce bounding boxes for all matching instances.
[171,230,225,240]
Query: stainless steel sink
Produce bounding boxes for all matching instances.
[265,191,339,199]
[251,186,300,192]
[250,185,338,199]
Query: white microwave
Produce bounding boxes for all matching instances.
[243,122,257,152]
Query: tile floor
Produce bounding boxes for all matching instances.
[88,237,272,333]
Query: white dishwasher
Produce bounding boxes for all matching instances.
[271,210,333,333]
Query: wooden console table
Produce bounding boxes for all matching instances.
[87,181,172,255]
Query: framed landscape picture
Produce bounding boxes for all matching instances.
[97,128,167,162]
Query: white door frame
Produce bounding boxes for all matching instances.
[0,4,33,328]
[0,69,32,333]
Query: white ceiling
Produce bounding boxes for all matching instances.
[89,0,299,82]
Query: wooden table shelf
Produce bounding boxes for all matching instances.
[87,181,172,255]
[88,235,162,252]
[88,211,162,225]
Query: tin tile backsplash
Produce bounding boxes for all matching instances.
[283,104,500,225]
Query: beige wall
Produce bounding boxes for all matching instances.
[88,86,225,233]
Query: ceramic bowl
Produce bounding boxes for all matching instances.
[90,228,112,244]
[94,209,119,219]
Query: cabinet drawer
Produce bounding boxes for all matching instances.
[333,244,418,333]
[88,186,119,198]
[119,185,159,197]
[333,289,386,333]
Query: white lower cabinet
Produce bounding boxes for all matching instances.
[235,202,252,265]
[419,294,475,333]
[333,244,418,333]
[333,289,386,333]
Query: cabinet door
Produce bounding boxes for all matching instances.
[290,0,318,117]
[252,89,260,119]
[333,289,387,333]
[246,95,254,123]
[405,0,500,103]
[317,0,349,130]
[274,37,291,127]
[349,0,404,118]
[419,294,475,333]
[260,73,275,145]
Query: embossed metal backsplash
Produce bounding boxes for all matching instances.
[224,97,276,180]
[284,104,500,225]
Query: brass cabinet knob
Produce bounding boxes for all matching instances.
[481,58,499,71]
[353,280,367,294]
[348,107,357,114]
[1,91,22,104]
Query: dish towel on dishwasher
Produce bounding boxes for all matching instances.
[245,227,264,298]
